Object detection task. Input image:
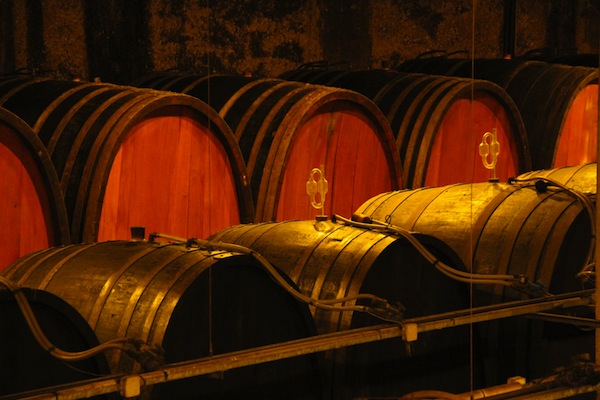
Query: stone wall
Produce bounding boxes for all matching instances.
[1,0,598,84]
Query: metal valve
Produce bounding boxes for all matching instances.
[306,166,328,218]
[479,128,500,182]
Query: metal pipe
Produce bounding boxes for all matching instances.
[525,312,600,328]
[410,290,593,336]
[467,380,525,399]
[8,291,594,400]
[505,385,600,400]
[464,379,600,400]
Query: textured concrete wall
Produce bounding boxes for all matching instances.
[576,0,600,54]
[1,0,597,83]
[5,0,87,78]
[370,1,501,67]
[148,1,322,78]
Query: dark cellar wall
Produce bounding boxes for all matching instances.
[83,0,152,84]
[0,0,598,84]
[321,1,372,69]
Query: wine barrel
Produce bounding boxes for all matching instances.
[398,59,599,170]
[0,107,69,271]
[356,182,595,384]
[134,73,404,222]
[128,69,213,89]
[500,62,598,169]
[209,219,481,399]
[548,53,599,68]
[0,286,113,398]
[355,181,594,302]
[0,79,253,243]
[3,240,324,400]
[280,68,399,99]
[396,56,470,77]
[0,76,53,108]
[518,49,599,68]
[133,73,255,112]
[516,162,597,194]
[280,68,531,189]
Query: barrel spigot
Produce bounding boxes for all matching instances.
[306,166,328,220]
[479,128,500,182]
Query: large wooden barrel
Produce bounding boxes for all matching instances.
[0,79,253,243]
[209,219,480,399]
[518,49,599,68]
[548,53,599,68]
[355,181,594,302]
[3,240,324,400]
[395,55,470,77]
[355,182,595,384]
[0,107,70,271]
[516,162,597,194]
[396,57,469,76]
[133,73,403,222]
[499,62,598,170]
[398,59,599,170]
[280,68,531,189]
[133,73,255,112]
[0,286,113,398]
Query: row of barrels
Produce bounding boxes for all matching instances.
[518,50,599,68]
[281,59,598,173]
[1,225,472,399]
[2,163,596,398]
[0,74,463,397]
[0,65,598,398]
[0,76,403,271]
[2,162,597,398]
[394,58,599,172]
[2,59,597,270]
[135,70,531,188]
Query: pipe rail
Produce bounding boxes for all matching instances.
[4,290,595,400]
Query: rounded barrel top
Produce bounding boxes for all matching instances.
[356,180,594,301]
[0,107,70,271]
[396,59,599,170]
[279,68,531,188]
[134,73,404,222]
[0,79,254,243]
